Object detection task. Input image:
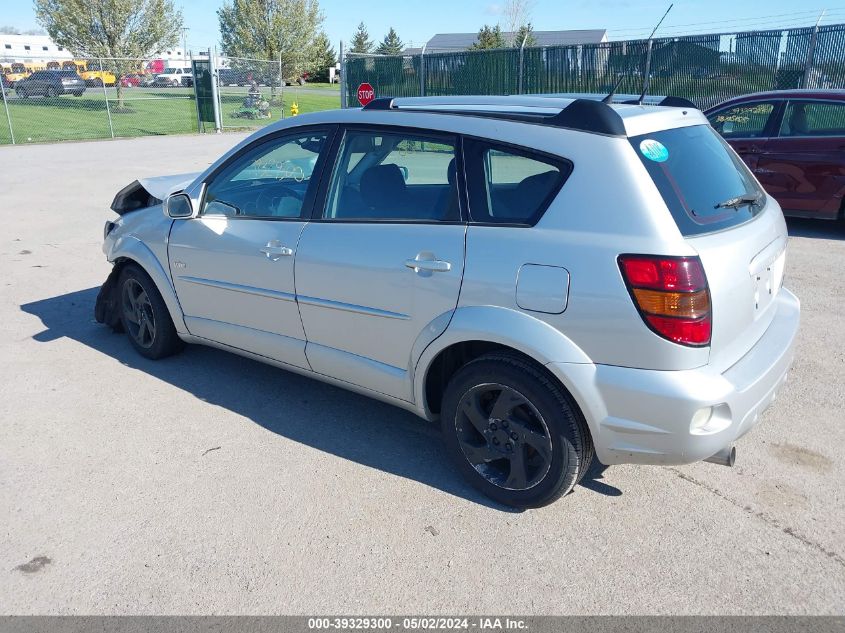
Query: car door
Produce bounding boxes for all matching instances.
[754,99,845,218]
[706,100,780,173]
[168,126,337,369]
[295,126,467,402]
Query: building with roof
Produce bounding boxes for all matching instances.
[0,33,190,63]
[409,29,608,54]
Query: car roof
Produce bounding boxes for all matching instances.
[321,95,708,138]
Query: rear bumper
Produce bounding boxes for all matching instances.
[549,288,800,465]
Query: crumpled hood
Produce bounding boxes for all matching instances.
[111,172,200,214]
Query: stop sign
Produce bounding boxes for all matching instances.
[357,82,375,106]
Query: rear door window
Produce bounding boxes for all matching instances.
[779,100,845,137]
[706,101,776,138]
[323,129,459,222]
[631,125,765,236]
[463,139,571,225]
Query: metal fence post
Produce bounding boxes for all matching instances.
[99,58,115,139]
[189,50,203,133]
[518,34,528,94]
[802,10,825,88]
[640,39,654,99]
[419,43,427,97]
[278,51,284,119]
[0,76,14,144]
[210,47,222,132]
[339,41,347,108]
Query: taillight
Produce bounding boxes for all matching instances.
[618,254,711,347]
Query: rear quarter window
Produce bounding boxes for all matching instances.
[631,125,765,236]
[463,139,571,225]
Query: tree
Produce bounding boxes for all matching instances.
[503,0,535,44]
[513,23,536,48]
[309,31,336,83]
[470,25,506,50]
[0,26,21,34]
[34,0,182,109]
[375,27,403,55]
[349,22,373,54]
[218,0,323,90]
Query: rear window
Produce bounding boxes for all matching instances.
[631,125,765,236]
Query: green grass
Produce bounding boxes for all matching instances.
[0,86,340,144]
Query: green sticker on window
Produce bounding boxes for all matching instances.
[639,139,669,162]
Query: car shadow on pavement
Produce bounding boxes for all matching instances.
[786,217,845,241]
[21,288,620,511]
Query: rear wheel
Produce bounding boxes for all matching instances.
[118,264,184,360]
[441,352,593,508]
[45,86,57,98]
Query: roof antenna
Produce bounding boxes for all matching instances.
[601,73,626,104]
[637,3,673,105]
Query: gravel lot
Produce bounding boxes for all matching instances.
[1,133,843,615]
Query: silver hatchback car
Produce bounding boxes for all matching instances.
[96,95,800,507]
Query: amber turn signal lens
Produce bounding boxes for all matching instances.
[632,288,711,319]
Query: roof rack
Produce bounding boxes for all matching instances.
[361,96,627,136]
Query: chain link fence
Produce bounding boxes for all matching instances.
[0,53,341,144]
[343,23,845,110]
[0,56,199,144]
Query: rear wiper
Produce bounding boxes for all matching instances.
[714,193,763,210]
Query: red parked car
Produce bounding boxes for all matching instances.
[120,74,141,87]
[705,90,845,220]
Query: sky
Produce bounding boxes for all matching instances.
[5,0,845,53]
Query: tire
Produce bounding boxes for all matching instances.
[298,77,306,86]
[46,86,57,98]
[117,264,184,360]
[171,79,179,87]
[73,91,83,97]
[17,89,27,98]
[441,352,593,508]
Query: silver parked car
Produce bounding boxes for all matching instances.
[96,96,800,507]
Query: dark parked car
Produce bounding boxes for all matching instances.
[16,70,86,98]
[705,90,845,220]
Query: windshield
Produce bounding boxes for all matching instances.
[11,64,24,73]
[630,124,765,236]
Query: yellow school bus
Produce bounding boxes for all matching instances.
[62,60,87,73]
[80,61,116,86]
[5,62,30,85]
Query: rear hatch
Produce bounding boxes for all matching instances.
[631,123,788,371]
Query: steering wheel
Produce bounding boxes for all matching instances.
[255,183,303,215]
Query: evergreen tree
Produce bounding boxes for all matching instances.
[375,27,403,55]
[310,31,337,82]
[349,22,373,54]
[513,23,536,48]
[470,24,506,50]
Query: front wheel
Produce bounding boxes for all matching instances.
[45,86,57,98]
[441,352,593,508]
[118,264,184,360]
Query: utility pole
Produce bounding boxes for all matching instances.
[181,27,190,60]
[802,9,825,88]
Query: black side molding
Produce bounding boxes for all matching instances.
[550,99,626,136]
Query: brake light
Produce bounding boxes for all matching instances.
[619,254,711,346]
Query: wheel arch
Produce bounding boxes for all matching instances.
[413,305,593,420]
[107,236,187,334]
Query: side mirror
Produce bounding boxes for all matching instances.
[398,165,409,182]
[165,193,194,219]
[722,121,734,134]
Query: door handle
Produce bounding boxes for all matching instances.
[405,255,452,273]
[260,241,293,260]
